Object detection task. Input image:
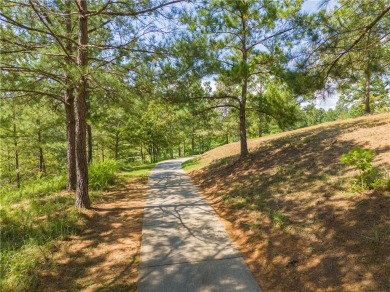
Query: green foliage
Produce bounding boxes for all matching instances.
[341,147,374,174]
[0,175,66,204]
[341,147,376,189]
[88,160,119,190]
[1,182,81,291]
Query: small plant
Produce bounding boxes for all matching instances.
[341,147,375,189]
[372,225,381,246]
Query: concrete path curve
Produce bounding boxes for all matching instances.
[137,158,261,292]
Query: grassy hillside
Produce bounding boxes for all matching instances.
[187,112,390,291]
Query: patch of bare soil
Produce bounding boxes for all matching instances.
[36,176,147,291]
[189,113,390,291]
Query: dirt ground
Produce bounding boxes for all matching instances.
[36,176,147,291]
[188,113,390,291]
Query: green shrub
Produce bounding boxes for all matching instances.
[341,147,376,189]
[88,160,119,190]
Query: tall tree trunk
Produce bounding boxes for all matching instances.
[101,143,105,162]
[183,140,186,157]
[364,70,371,114]
[13,121,20,189]
[178,146,181,157]
[7,147,12,184]
[140,144,144,163]
[149,144,153,163]
[75,0,90,209]
[191,125,195,155]
[37,121,45,173]
[226,127,229,144]
[64,0,76,191]
[87,123,92,164]
[114,131,119,160]
[239,15,249,159]
[170,149,173,159]
[239,102,249,158]
[258,113,263,137]
[65,88,77,190]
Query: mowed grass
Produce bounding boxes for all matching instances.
[0,162,154,292]
[188,112,390,291]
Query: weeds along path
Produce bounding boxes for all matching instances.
[36,174,148,291]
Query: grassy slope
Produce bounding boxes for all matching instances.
[1,164,153,292]
[188,112,390,291]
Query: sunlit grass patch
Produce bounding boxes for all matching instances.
[182,158,200,171]
[119,163,156,179]
[89,160,120,190]
[1,190,82,291]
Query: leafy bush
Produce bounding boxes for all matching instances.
[341,147,376,189]
[88,160,119,190]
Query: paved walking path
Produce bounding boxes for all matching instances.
[137,158,261,292]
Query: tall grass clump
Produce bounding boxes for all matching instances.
[88,160,119,190]
[1,174,66,205]
[1,176,81,291]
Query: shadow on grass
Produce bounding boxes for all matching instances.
[191,118,390,291]
[35,176,148,292]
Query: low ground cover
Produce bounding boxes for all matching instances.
[188,113,390,291]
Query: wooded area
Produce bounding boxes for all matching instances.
[1,0,389,209]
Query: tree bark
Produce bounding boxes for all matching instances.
[140,144,144,163]
[64,0,76,191]
[239,102,249,158]
[87,123,92,164]
[65,88,77,190]
[101,143,105,162]
[258,113,263,137]
[191,124,195,155]
[7,147,12,183]
[239,13,249,159]
[75,0,90,209]
[13,121,20,189]
[37,121,46,173]
[364,70,371,114]
[114,131,119,160]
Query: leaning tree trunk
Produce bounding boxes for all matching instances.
[75,0,90,209]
